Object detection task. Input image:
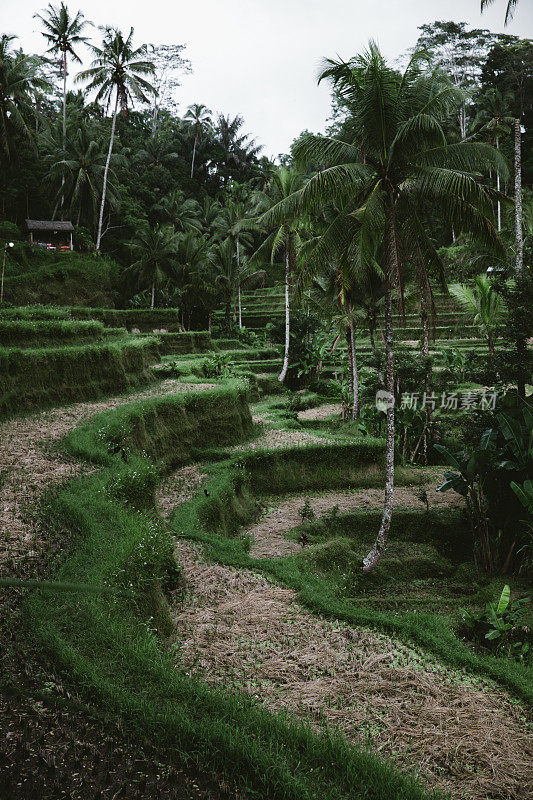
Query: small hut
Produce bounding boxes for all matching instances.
[25,220,74,251]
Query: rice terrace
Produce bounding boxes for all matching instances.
[1,1,532,798]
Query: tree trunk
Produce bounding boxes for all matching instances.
[237,237,242,329]
[278,234,290,383]
[61,50,67,219]
[96,94,119,251]
[496,137,501,232]
[190,137,197,179]
[1,249,6,304]
[514,119,523,274]
[151,278,155,309]
[362,210,396,574]
[345,329,353,408]
[225,299,231,334]
[420,288,430,358]
[348,312,359,420]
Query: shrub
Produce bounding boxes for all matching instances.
[462,585,531,661]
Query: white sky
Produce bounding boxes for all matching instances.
[4,0,533,159]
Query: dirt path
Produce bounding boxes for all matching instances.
[247,486,464,559]
[298,403,341,421]
[171,540,531,800]
[229,425,330,451]
[0,379,214,572]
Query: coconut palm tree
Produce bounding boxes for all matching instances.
[35,3,90,156]
[310,264,362,419]
[0,36,46,165]
[475,88,515,232]
[214,114,262,186]
[262,44,506,572]
[128,224,179,308]
[173,231,210,329]
[77,27,155,250]
[214,198,256,328]
[207,237,238,333]
[45,124,114,227]
[184,103,212,178]
[449,275,504,355]
[254,167,306,382]
[152,189,202,233]
[481,0,519,25]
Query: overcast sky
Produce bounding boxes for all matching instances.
[6,0,533,159]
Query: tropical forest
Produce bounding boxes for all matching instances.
[0,1,532,798]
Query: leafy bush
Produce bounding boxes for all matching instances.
[298,500,316,523]
[237,326,262,347]
[436,395,533,575]
[202,352,238,379]
[462,585,531,661]
[266,311,322,388]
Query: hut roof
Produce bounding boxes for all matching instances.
[25,219,74,232]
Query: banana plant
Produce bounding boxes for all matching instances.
[462,583,531,659]
[511,479,533,513]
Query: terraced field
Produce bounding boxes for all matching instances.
[1,301,531,800]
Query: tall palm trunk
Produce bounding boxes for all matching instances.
[151,277,155,309]
[278,232,290,383]
[190,135,198,178]
[363,210,396,574]
[61,49,67,219]
[420,289,430,357]
[236,237,242,329]
[345,329,353,415]
[514,119,523,273]
[496,137,501,232]
[225,298,231,334]
[348,307,359,420]
[96,93,119,251]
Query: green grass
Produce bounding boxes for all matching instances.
[0,335,159,419]
[22,380,442,800]
[64,380,254,470]
[0,318,105,347]
[2,252,116,307]
[67,306,185,332]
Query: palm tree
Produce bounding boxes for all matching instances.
[310,265,362,419]
[184,103,212,178]
[45,124,106,226]
[214,114,263,186]
[263,44,506,572]
[481,0,519,25]
[255,167,306,382]
[174,231,210,329]
[214,198,256,328]
[207,238,238,333]
[152,189,202,233]
[0,36,46,166]
[128,224,179,308]
[35,4,90,157]
[77,27,156,250]
[475,88,514,232]
[199,196,223,236]
[449,275,504,355]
